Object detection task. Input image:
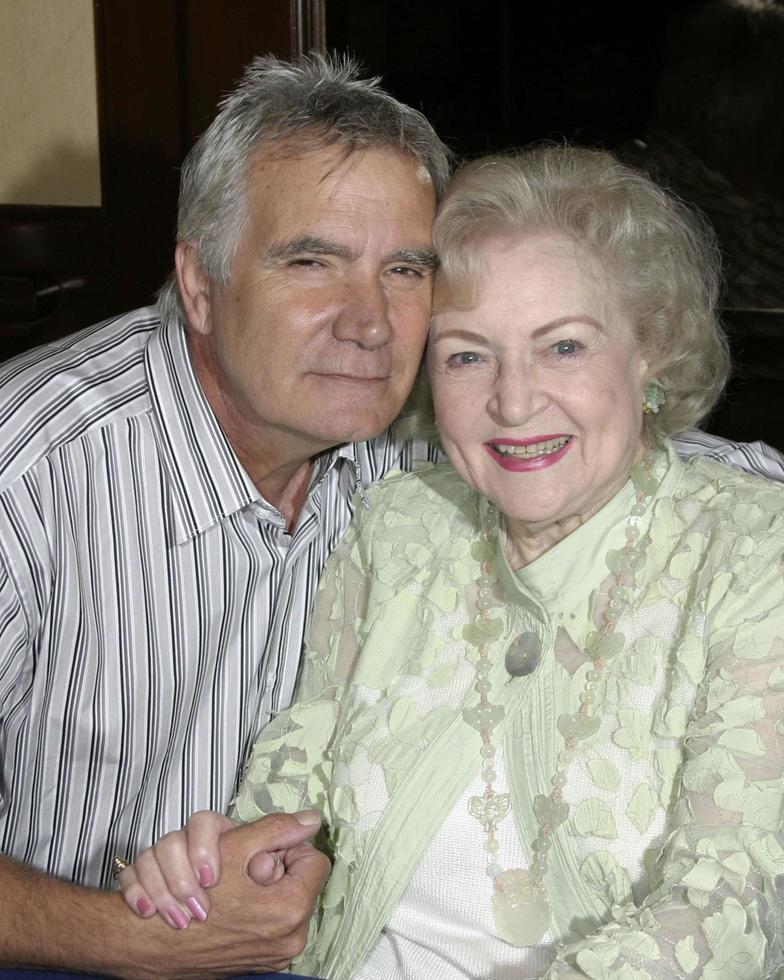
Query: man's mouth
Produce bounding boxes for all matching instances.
[489,436,572,458]
[316,371,388,382]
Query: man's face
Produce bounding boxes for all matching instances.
[184,143,437,466]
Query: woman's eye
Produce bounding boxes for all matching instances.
[554,339,580,355]
[448,351,481,367]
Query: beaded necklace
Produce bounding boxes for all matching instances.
[462,453,661,946]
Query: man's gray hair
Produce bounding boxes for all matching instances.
[158,53,451,323]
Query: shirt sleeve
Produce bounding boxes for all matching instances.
[544,531,784,979]
[672,430,784,483]
[0,547,30,691]
[0,549,31,806]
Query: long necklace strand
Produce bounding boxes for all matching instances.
[463,453,659,946]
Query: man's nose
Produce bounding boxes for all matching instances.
[486,362,546,426]
[332,277,392,350]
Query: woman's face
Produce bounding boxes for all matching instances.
[428,232,649,556]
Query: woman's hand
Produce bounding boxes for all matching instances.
[118,810,237,928]
[118,809,323,930]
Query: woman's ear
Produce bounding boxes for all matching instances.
[175,241,213,336]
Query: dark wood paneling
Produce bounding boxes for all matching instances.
[182,2,296,144]
[96,1,183,312]
[0,207,112,354]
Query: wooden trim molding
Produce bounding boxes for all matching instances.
[291,0,326,55]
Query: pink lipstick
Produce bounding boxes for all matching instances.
[484,434,573,471]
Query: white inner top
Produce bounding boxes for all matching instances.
[354,747,557,979]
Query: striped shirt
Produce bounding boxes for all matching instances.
[668,427,784,482]
[0,306,780,888]
[0,307,437,887]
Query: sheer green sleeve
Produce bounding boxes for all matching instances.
[231,515,371,825]
[546,526,784,980]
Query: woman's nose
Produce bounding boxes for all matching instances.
[487,363,546,426]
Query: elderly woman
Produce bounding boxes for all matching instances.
[122,147,784,979]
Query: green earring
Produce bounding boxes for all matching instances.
[642,380,665,415]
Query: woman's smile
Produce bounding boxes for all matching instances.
[485,435,573,470]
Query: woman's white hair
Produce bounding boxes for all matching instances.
[403,144,729,442]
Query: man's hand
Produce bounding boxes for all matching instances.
[123,814,331,978]
[0,813,331,979]
[119,810,322,929]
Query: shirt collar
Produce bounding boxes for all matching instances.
[145,316,361,543]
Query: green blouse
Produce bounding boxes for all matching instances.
[233,443,784,980]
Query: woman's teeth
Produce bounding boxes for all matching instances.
[492,437,570,457]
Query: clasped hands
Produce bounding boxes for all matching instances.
[117,809,329,974]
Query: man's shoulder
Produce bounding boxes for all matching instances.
[0,306,160,488]
[672,444,784,552]
[351,431,441,487]
[671,429,784,482]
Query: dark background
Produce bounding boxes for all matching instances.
[327,0,703,158]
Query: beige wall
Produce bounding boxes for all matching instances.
[0,0,101,206]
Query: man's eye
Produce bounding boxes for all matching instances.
[289,258,323,268]
[390,266,425,278]
[447,351,480,366]
[554,339,580,355]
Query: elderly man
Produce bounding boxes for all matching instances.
[0,55,447,977]
[0,53,781,980]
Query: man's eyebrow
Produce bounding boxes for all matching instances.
[388,248,439,270]
[266,236,353,261]
[266,238,439,270]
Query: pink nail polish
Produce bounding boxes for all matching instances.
[186,896,207,922]
[166,905,190,930]
[198,864,214,887]
[136,897,153,916]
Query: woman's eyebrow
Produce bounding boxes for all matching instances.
[530,315,605,339]
[431,326,489,343]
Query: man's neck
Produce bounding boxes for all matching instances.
[225,426,323,531]
[188,334,334,531]
[254,457,315,531]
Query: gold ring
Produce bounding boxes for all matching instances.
[111,856,130,879]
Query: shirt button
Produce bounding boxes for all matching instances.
[265,671,277,689]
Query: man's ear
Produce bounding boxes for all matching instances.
[175,241,212,336]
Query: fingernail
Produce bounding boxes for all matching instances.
[136,897,153,917]
[198,864,214,887]
[294,810,321,826]
[186,896,207,922]
[166,905,190,930]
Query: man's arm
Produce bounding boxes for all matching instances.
[671,428,784,480]
[0,815,330,979]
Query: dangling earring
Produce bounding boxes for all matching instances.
[642,380,665,415]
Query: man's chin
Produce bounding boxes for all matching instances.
[315,408,400,446]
